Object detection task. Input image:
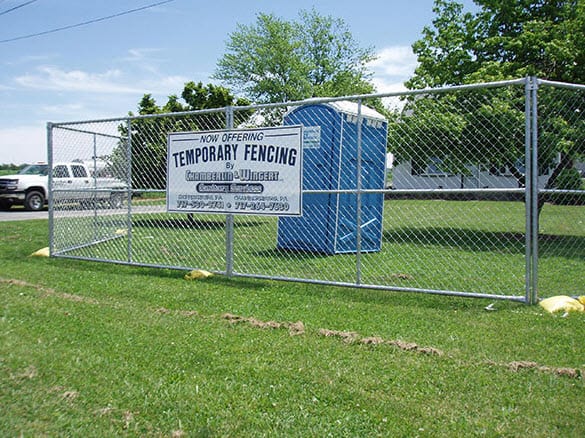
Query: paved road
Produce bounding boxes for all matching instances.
[0,205,166,222]
[0,209,48,221]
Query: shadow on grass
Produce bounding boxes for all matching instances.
[238,226,584,265]
[132,216,265,230]
[252,247,338,259]
[384,226,585,260]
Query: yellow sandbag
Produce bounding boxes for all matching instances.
[184,269,213,280]
[115,229,127,236]
[539,295,585,314]
[30,247,50,257]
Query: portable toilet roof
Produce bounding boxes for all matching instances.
[323,100,386,121]
[288,99,387,123]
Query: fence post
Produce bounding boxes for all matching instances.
[524,77,539,304]
[126,118,133,263]
[356,99,364,285]
[47,122,54,256]
[91,134,99,241]
[225,106,234,277]
[530,77,540,305]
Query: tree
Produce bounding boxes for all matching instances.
[213,9,377,103]
[406,0,477,90]
[113,82,249,190]
[473,0,585,83]
[399,0,584,199]
[408,0,585,88]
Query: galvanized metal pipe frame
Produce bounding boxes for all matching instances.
[47,77,584,304]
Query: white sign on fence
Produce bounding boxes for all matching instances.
[167,126,303,216]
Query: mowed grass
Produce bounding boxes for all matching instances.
[1,217,584,437]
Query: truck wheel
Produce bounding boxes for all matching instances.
[0,199,13,210]
[24,190,45,211]
[109,193,124,209]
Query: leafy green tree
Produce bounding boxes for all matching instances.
[406,0,477,90]
[214,9,376,103]
[397,0,584,197]
[113,82,249,190]
[408,0,585,88]
[473,0,585,83]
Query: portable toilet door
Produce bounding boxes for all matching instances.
[277,101,387,254]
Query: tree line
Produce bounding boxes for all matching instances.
[0,164,23,172]
[116,1,584,194]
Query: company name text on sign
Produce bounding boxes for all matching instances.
[167,126,303,216]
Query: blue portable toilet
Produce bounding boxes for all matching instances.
[277,101,387,254]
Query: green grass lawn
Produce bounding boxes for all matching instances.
[1,218,584,436]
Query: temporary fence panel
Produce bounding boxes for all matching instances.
[48,78,585,303]
[534,80,585,300]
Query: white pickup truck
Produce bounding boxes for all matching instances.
[0,162,127,211]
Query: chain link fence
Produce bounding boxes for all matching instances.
[48,78,585,303]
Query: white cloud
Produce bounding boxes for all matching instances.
[15,66,141,94]
[41,103,85,115]
[372,77,408,94]
[0,125,47,164]
[5,54,57,67]
[369,45,417,94]
[155,75,190,90]
[2,62,190,163]
[120,48,165,76]
[122,48,163,63]
[14,65,189,97]
[370,46,417,76]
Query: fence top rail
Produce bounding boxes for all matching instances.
[280,78,528,106]
[538,78,585,91]
[49,124,124,140]
[48,78,533,128]
[48,106,229,128]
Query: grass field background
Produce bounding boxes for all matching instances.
[1,216,584,436]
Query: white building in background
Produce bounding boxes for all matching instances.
[389,158,554,190]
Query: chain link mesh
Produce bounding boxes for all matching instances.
[536,82,585,296]
[49,79,584,301]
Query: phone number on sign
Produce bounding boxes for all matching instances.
[235,201,290,212]
[176,201,225,209]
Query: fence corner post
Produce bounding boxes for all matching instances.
[524,76,539,305]
[47,122,54,257]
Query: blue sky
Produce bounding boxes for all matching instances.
[0,0,478,164]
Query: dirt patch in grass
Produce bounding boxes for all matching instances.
[319,328,444,356]
[219,314,444,356]
[222,312,306,336]
[319,328,360,343]
[10,364,37,381]
[1,278,99,304]
[48,386,79,402]
[487,360,582,379]
[94,406,137,430]
[154,307,200,318]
